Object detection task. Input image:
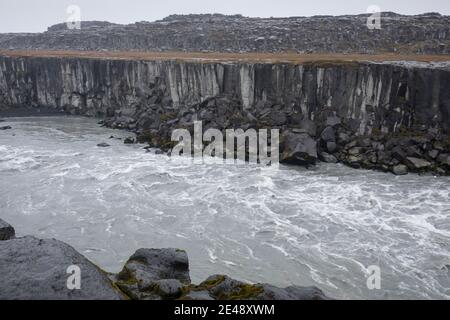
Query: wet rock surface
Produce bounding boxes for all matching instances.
[0,218,15,240]
[0,234,125,299]
[0,13,449,54]
[0,220,330,300]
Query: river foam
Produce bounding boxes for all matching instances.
[0,116,449,299]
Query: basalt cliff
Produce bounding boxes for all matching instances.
[0,53,449,175]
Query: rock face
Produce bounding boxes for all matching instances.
[0,221,330,300]
[115,248,191,300]
[0,13,449,54]
[115,251,329,301]
[0,55,449,174]
[0,236,125,300]
[183,275,328,300]
[0,218,15,240]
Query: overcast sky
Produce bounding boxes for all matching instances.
[0,0,449,33]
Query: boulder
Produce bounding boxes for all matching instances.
[320,126,335,142]
[296,119,317,136]
[0,219,15,240]
[404,157,432,170]
[326,141,337,153]
[326,115,341,127]
[97,142,111,147]
[188,275,328,300]
[437,153,450,167]
[319,152,338,163]
[0,236,125,300]
[281,131,317,165]
[428,149,439,159]
[115,248,190,300]
[124,137,135,144]
[392,164,408,175]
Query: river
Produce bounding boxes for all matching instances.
[0,116,449,299]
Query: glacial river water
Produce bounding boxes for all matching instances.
[0,116,449,299]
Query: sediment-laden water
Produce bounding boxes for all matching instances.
[0,116,449,299]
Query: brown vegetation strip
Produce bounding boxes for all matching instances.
[0,50,450,64]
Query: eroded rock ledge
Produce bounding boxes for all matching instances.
[0,218,329,300]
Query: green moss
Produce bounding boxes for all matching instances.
[220,284,264,300]
[116,266,138,285]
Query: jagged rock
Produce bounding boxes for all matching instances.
[326,116,341,127]
[257,284,329,300]
[0,218,15,240]
[152,279,184,299]
[437,153,450,166]
[281,131,317,165]
[296,119,317,136]
[428,149,439,159]
[392,164,408,175]
[405,157,432,170]
[0,236,125,300]
[337,132,351,144]
[124,137,135,144]
[187,275,328,300]
[97,142,111,147]
[115,248,190,299]
[319,152,338,163]
[182,290,215,300]
[391,146,407,162]
[320,126,335,142]
[326,141,337,153]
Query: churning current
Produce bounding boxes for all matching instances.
[0,116,449,300]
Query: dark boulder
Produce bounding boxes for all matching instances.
[0,219,15,240]
[392,164,408,175]
[0,126,12,130]
[437,153,450,167]
[319,152,338,163]
[97,142,111,147]
[404,157,432,171]
[124,137,135,144]
[188,275,329,300]
[281,131,317,165]
[320,126,335,142]
[115,248,190,300]
[0,236,125,300]
[326,115,341,127]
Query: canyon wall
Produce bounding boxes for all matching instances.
[0,55,449,133]
[1,55,449,174]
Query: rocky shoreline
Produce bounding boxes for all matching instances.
[0,218,329,300]
[101,101,450,176]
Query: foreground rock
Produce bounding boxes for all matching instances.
[0,220,330,300]
[115,248,191,300]
[182,275,328,300]
[0,218,15,240]
[0,235,125,300]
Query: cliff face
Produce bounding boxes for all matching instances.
[1,55,449,174]
[0,56,449,133]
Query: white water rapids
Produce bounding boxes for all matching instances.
[0,116,449,299]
